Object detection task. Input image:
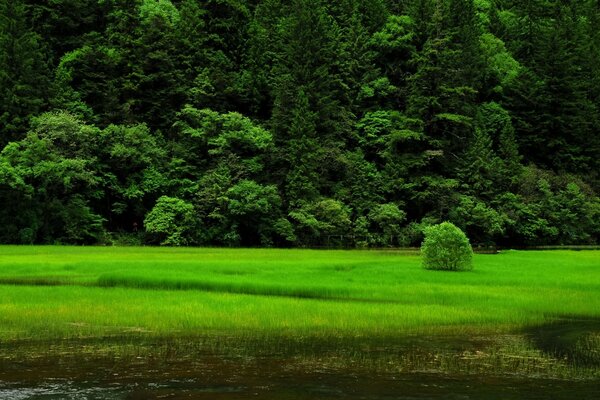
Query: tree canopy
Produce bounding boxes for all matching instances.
[0,0,599,246]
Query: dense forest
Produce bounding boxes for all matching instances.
[1,0,599,247]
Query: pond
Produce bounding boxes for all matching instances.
[1,324,599,400]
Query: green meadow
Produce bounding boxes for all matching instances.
[0,246,598,341]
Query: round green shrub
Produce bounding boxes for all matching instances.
[421,222,473,271]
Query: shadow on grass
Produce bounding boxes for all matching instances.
[525,316,600,367]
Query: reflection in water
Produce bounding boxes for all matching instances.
[1,333,599,399]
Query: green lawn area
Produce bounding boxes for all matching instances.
[0,246,598,341]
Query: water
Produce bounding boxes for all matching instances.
[1,368,598,399]
[1,329,599,399]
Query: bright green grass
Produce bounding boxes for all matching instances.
[0,246,598,341]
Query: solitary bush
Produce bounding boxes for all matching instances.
[421,222,473,271]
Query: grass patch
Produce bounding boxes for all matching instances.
[96,272,351,299]
[0,246,598,343]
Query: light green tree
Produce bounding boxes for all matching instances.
[421,222,473,271]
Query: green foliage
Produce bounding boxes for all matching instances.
[371,15,415,50]
[421,222,473,271]
[24,0,109,57]
[59,196,106,243]
[169,107,280,246]
[144,196,196,246]
[0,0,598,246]
[501,1,600,176]
[226,180,279,217]
[224,180,283,246]
[100,123,168,231]
[0,112,104,243]
[498,166,600,245]
[289,199,351,245]
[0,0,50,146]
[139,0,180,27]
[479,33,520,93]
[448,195,505,244]
[176,107,272,157]
[368,203,407,246]
[53,45,123,125]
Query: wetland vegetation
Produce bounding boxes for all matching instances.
[0,247,599,340]
[0,247,599,398]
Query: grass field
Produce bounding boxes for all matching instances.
[0,246,598,342]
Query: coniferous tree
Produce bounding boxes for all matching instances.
[177,0,252,114]
[271,0,351,201]
[504,1,597,175]
[24,0,111,62]
[0,0,50,147]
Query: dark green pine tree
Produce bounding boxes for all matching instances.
[399,0,486,222]
[0,0,50,147]
[119,0,187,131]
[586,0,600,115]
[270,0,353,204]
[177,0,253,115]
[24,0,112,63]
[50,1,139,127]
[404,0,436,46]
[504,1,597,175]
[242,0,285,119]
[548,1,599,175]
[369,13,416,112]
[498,0,549,160]
[458,101,521,200]
[446,0,484,89]
[406,0,483,170]
[330,0,390,115]
[52,43,126,127]
[579,0,600,187]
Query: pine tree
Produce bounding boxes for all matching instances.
[0,0,50,147]
[503,1,597,174]
[24,0,111,62]
[406,0,483,170]
[177,0,252,114]
[270,0,352,203]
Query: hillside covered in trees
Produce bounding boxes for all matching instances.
[1,0,599,247]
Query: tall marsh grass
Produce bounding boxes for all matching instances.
[0,246,598,342]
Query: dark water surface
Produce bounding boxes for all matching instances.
[0,374,598,400]
[1,329,599,400]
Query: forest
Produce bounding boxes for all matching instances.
[1,0,599,247]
